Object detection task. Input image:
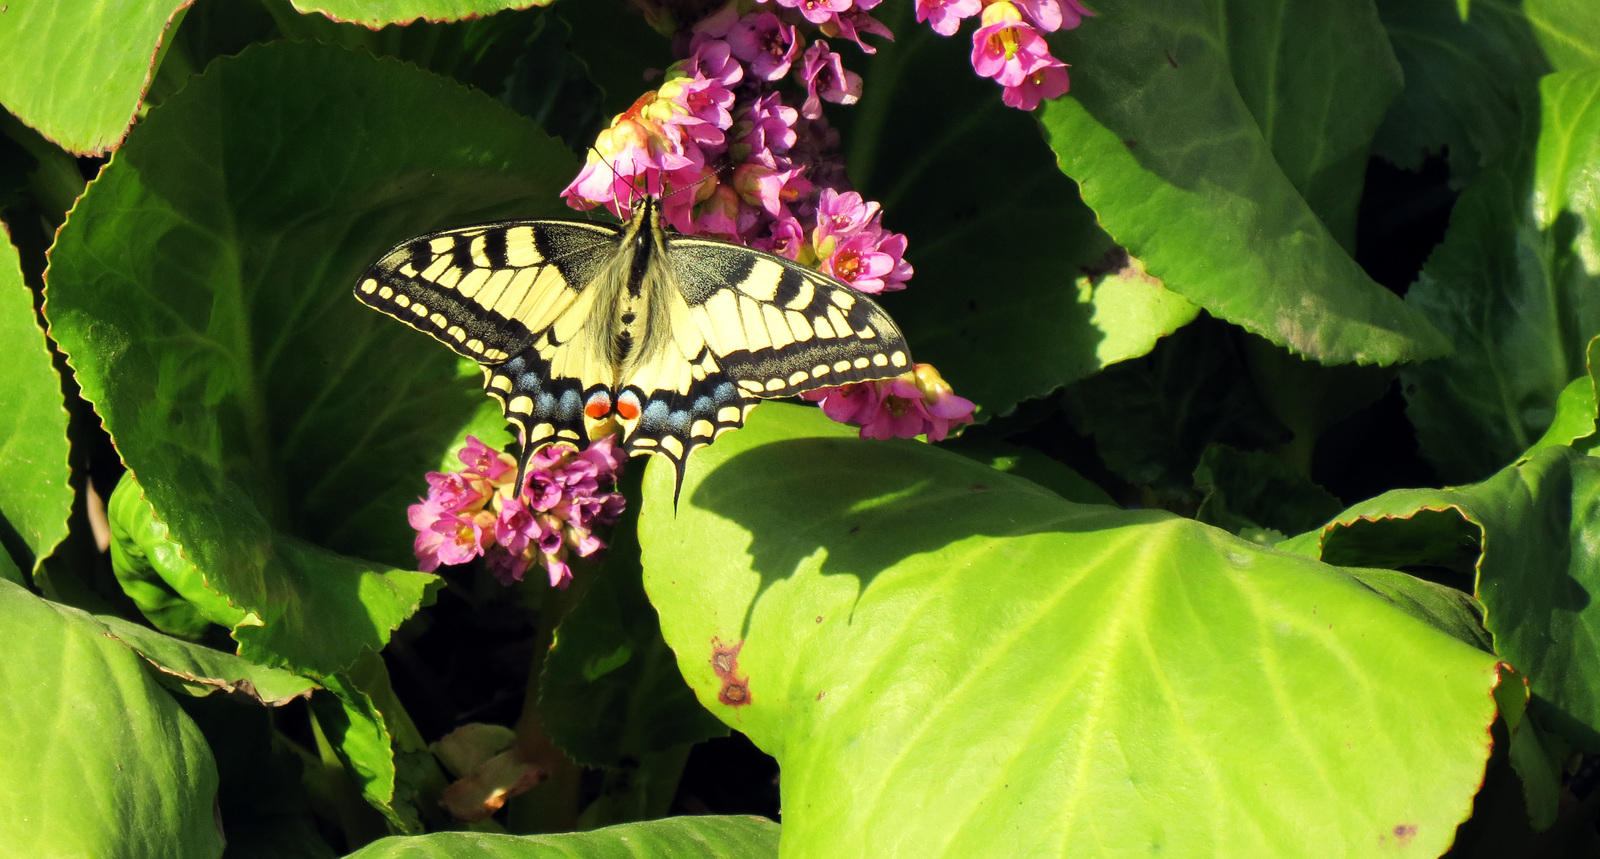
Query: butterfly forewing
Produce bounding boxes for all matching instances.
[663,236,912,397]
[355,196,913,500]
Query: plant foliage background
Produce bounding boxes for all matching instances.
[1,0,1598,856]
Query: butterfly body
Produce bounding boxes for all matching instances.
[356,196,912,497]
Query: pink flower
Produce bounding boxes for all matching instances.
[971,7,1057,87]
[1002,63,1071,110]
[805,364,975,440]
[406,436,627,589]
[725,12,804,81]
[750,212,807,260]
[733,161,810,216]
[796,41,862,120]
[813,188,879,245]
[776,0,853,27]
[1012,0,1063,31]
[819,231,897,294]
[916,0,981,36]
[824,7,894,54]
[732,93,799,158]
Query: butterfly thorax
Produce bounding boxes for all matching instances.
[586,196,676,385]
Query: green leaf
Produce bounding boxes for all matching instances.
[845,13,1198,418]
[265,0,544,100]
[1522,0,1600,71]
[1372,0,1553,178]
[541,473,727,769]
[1193,444,1343,538]
[1060,317,1290,496]
[107,472,248,639]
[311,654,433,832]
[1039,0,1451,365]
[0,0,190,154]
[1306,446,1600,750]
[1521,336,1599,457]
[940,438,1116,506]
[346,815,780,858]
[179,696,337,859]
[96,612,318,705]
[290,0,553,29]
[640,403,1500,857]
[0,579,224,858]
[1400,69,1600,483]
[1341,566,1490,652]
[46,42,583,675]
[0,226,70,574]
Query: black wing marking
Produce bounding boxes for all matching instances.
[354,220,621,363]
[355,219,626,491]
[664,235,913,397]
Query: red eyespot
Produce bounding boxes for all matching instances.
[616,391,642,421]
[584,391,613,420]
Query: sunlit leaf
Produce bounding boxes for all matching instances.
[641,403,1500,856]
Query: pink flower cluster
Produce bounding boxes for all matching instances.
[408,437,626,589]
[919,0,1090,109]
[567,0,979,440]
[803,363,975,441]
[563,4,914,294]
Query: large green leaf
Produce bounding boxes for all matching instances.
[0,579,223,858]
[1038,0,1450,365]
[640,403,1500,857]
[0,0,189,154]
[842,10,1198,418]
[1400,69,1600,483]
[45,42,581,675]
[1302,446,1600,750]
[1522,0,1600,70]
[96,612,318,705]
[292,0,550,28]
[0,226,70,573]
[346,815,780,858]
[1372,0,1552,178]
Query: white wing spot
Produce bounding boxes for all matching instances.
[691,419,715,438]
[378,285,394,300]
[393,294,411,308]
[508,395,533,415]
[833,360,851,372]
[659,436,685,458]
[717,406,743,423]
[359,279,378,294]
[871,353,888,367]
[789,371,808,385]
[853,356,869,369]
[813,364,830,377]
[891,350,908,367]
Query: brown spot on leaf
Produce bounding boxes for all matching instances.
[1393,824,1416,844]
[1122,138,1138,149]
[711,638,751,707]
[1164,48,1177,67]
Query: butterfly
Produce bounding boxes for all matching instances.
[354,194,913,501]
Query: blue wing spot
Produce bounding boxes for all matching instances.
[668,410,691,432]
[640,400,673,431]
[713,382,738,403]
[692,395,713,413]
[535,392,557,415]
[558,389,583,418]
